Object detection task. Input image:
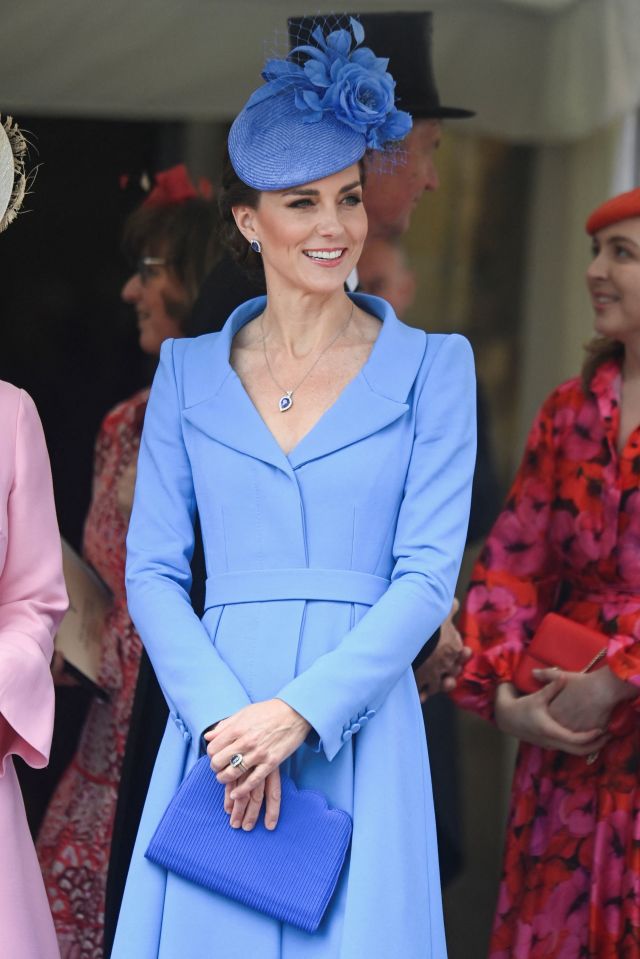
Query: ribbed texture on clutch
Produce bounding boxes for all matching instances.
[146,756,352,933]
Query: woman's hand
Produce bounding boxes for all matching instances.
[415,598,471,701]
[494,678,609,755]
[205,699,311,829]
[223,767,282,832]
[535,666,637,732]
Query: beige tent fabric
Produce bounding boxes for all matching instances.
[517,119,626,446]
[1,0,639,142]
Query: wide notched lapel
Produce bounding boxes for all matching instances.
[183,376,294,475]
[287,376,408,469]
[289,294,427,469]
[180,297,295,477]
[177,293,427,474]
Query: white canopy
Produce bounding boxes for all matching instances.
[3,0,640,142]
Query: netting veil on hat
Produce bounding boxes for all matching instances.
[0,117,31,233]
[228,15,412,191]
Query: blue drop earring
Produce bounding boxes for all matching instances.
[250,239,262,254]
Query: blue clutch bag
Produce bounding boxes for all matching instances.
[145,755,352,933]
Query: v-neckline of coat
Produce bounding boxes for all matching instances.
[225,296,386,460]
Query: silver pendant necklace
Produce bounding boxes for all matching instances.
[261,302,354,413]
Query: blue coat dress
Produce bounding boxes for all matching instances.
[113,293,476,959]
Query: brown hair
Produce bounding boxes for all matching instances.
[122,197,220,324]
[581,336,624,392]
[217,150,263,271]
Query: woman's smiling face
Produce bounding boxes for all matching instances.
[587,218,640,345]
[233,164,367,295]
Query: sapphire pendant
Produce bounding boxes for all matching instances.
[279,392,293,413]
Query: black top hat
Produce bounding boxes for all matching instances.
[288,11,474,121]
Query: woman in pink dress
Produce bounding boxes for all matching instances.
[36,167,219,959]
[0,116,68,958]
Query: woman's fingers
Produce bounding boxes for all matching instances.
[206,727,238,762]
[210,737,288,784]
[535,684,607,751]
[212,748,256,782]
[541,715,605,746]
[240,783,265,832]
[222,770,281,832]
[229,792,250,828]
[210,740,276,790]
[264,768,282,831]
[496,678,610,757]
[536,674,567,699]
[229,763,276,801]
[223,771,250,827]
[223,771,264,829]
[208,733,255,777]
[533,667,566,687]
[540,731,610,756]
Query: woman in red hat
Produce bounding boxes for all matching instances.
[36,167,219,959]
[453,187,640,958]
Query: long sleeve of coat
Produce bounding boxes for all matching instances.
[0,387,67,772]
[278,334,477,760]
[126,342,252,744]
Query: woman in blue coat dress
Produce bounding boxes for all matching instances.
[113,16,476,959]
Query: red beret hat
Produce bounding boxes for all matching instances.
[586,187,640,235]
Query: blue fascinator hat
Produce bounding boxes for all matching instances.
[228,16,412,191]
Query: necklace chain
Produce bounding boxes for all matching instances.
[261,302,354,412]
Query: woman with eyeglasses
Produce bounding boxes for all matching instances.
[36,166,219,959]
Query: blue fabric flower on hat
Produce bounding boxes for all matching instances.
[247,18,412,151]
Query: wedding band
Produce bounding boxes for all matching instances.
[229,753,248,773]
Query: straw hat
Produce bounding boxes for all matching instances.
[228,15,412,191]
[0,116,30,233]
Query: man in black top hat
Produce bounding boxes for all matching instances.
[352,10,482,699]
[288,11,473,242]
[355,11,474,239]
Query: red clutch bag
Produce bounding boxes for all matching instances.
[513,612,608,694]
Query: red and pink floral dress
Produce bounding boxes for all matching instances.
[37,389,149,959]
[453,359,640,959]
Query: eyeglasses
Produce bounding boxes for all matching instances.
[135,256,169,282]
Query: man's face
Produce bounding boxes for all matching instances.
[363,119,442,239]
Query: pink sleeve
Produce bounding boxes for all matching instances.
[0,390,68,771]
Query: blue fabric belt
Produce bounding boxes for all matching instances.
[204,569,390,609]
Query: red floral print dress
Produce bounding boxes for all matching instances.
[37,389,149,959]
[453,359,640,959]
